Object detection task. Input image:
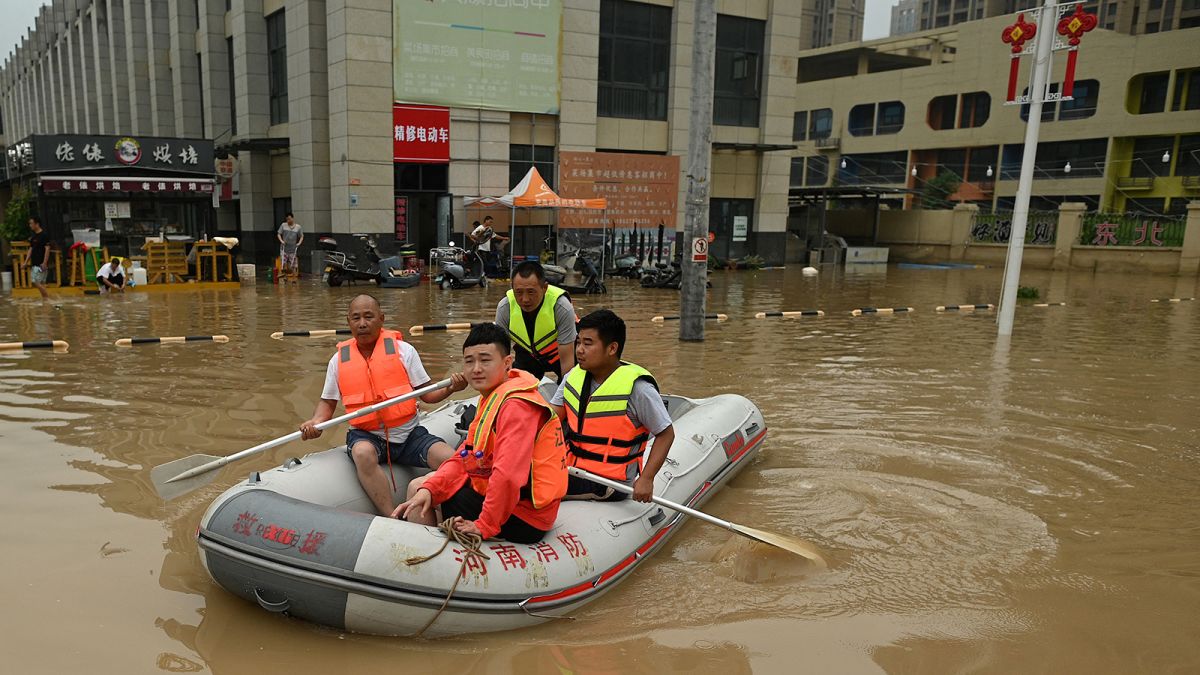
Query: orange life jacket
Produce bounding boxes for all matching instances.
[335,329,417,431]
[460,369,568,510]
[561,363,657,481]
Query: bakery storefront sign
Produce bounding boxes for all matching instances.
[31,134,214,174]
[40,177,216,194]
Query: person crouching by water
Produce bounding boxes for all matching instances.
[495,261,576,380]
[299,294,467,515]
[550,309,675,503]
[96,258,126,294]
[393,323,568,544]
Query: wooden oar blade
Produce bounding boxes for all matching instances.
[151,454,222,501]
[730,523,829,568]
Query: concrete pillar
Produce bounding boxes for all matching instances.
[1179,202,1200,276]
[667,0,695,235]
[1054,202,1087,271]
[950,203,979,260]
[197,0,231,140]
[55,37,71,132]
[230,0,270,140]
[286,0,330,237]
[105,0,128,132]
[124,0,151,134]
[238,149,276,261]
[325,0,392,235]
[559,2,598,153]
[40,48,56,133]
[91,3,114,134]
[145,0,175,136]
[755,0,804,266]
[168,0,202,137]
[64,1,82,133]
[77,8,97,132]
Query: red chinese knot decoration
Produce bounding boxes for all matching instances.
[1056,4,1097,98]
[1001,14,1038,103]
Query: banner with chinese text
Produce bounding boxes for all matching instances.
[393,104,450,163]
[558,151,680,229]
[30,135,214,175]
[393,0,561,114]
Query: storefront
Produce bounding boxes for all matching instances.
[6,134,217,259]
[393,104,451,257]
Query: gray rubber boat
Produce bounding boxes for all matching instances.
[196,390,766,637]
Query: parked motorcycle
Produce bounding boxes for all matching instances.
[640,253,711,290]
[322,235,420,288]
[434,242,488,290]
[559,248,607,295]
[607,252,642,279]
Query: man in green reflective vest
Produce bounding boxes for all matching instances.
[495,261,577,379]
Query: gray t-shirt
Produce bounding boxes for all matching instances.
[277,222,302,254]
[495,294,577,346]
[551,374,672,435]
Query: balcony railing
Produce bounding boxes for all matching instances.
[1116,176,1154,190]
[813,136,840,150]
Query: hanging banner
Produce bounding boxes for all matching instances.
[393,0,561,114]
[558,151,680,229]
[393,104,450,163]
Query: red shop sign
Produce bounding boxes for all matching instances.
[394,196,409,241]
[393,104,449,164]
[40,177,215,193]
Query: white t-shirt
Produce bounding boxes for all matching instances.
[471,224,494,251]
[321,339,431,442]
[96,263,124,280]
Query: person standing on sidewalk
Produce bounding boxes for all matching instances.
[277,213,303,283]
[23,216,51,300]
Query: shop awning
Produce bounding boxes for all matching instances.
[39,176,216,194]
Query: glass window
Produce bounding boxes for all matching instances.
[226,37,237,135]
[937,148,967,177]
[838,151,907,184]
[1173,69,1200,111]
[793,111,808,141]
[876,101,904,134]
[266,10,288,125]
[790,157,804,187]
[598,0,671,120]
[1020,83,1058,122]
[1130,137,1174,178]
[1179,134,1200,176]
[1035,138,1107,177]
[1058,79,1100,120]
[809,108,832,139]
[928,94,956,130]
[713,15,765,127]
[510,145,556,190]
[848,103,875,136]
[959,91,990,128]
[806,156,829,186]
[1133,72,1170,114]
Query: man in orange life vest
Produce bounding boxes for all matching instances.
[300,294,467,515]
[494,261,576,380]
[550,309,675,503]
[393,323,568,543]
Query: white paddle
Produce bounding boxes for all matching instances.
[151,378,452,500]
[568,467,827,566]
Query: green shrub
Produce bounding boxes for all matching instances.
[1,184,34,243]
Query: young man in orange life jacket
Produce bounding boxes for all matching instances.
[393,323,568,544]
[550,309,675,502]
[300,294,468,516]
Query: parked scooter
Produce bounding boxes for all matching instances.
[559,248,607,294]
[434,242,488,290]
[640,252,711,290]
[323,235,383,287]
[607,252,642,279]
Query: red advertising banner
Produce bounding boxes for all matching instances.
[394,196,409,241]
[393,104,450,163]
[558,151,680,229]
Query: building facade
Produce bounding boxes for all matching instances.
[919,0,1200,33]
[1,0,803,267]
[800,0,865,49]
[790,16,1200,217]
[890,0,920,36]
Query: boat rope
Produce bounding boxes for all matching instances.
[403,518,490,638]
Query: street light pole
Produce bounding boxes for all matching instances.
[997,0,1057,337]
[680,0,716,342]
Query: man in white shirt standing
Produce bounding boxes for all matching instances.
[469,215,508,277]
[299,294,467,515]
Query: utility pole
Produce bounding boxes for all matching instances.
[997,0,1056,337]
[680,0,716,342]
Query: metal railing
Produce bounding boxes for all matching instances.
[1079,212,1186,247]
[970,211,1058,244]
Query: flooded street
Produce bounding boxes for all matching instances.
[1,266,1198,673]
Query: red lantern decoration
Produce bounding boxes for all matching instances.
[1001,14,1038,103]
[1056,4,1097,98]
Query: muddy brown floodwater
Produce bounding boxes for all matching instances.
[1,265,1198,674]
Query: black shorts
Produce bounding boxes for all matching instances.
[565,474,629,502]
[513,348,560,380]
[438,482,548,544]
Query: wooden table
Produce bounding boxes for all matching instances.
[191,242,233,281]
[9,242,63,287]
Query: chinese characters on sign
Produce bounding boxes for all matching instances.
[31,134,214,174]
[229,511,328,557]
[559,151,681,230]
[40,179,215,194]
[1090,220,1166,247]
[394,196,409,241]
[392,104,451,163]
[393,0,562,114]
